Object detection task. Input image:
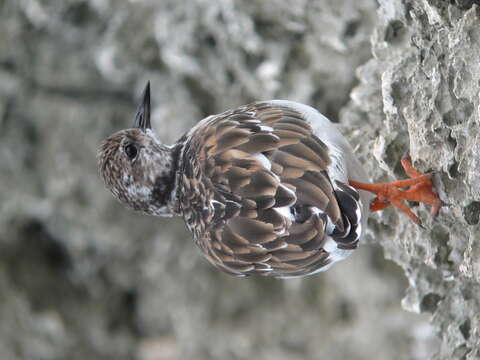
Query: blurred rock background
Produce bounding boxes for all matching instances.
[0,0,478,359]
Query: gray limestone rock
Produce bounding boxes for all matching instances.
[341,1,480,358]
[0,0,477,359]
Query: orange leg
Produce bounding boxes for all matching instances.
[349,153,444,226]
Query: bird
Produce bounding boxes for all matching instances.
[97,82,443,278]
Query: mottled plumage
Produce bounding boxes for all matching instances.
[98,83,371,278]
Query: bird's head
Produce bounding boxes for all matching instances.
[97,82,177,217]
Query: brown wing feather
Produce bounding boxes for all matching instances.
[183,102,354,277]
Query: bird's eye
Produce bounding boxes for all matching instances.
[124,144,138,160]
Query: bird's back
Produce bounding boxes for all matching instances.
[268,100,371,231]
[176,101,368,278]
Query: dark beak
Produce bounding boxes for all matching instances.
[133,81,151,131]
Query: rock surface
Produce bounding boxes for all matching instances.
[341,1,480,358]
[0,0,477,359]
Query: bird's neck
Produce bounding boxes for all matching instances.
[146,143,182,217]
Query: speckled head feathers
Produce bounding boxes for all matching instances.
[97,83,177,216]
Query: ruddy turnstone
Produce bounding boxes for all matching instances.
[97,83,443,278]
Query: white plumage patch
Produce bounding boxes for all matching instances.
[274,206,294,222]
[323,237,353,262]
[259,125,274,132]
[250,152,272,170]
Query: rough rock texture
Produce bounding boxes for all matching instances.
[0,0,477,359]
[340,1,480,359]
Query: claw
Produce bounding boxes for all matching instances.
[350,153,445,225]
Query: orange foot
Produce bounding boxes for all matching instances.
[349,153,444,226]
